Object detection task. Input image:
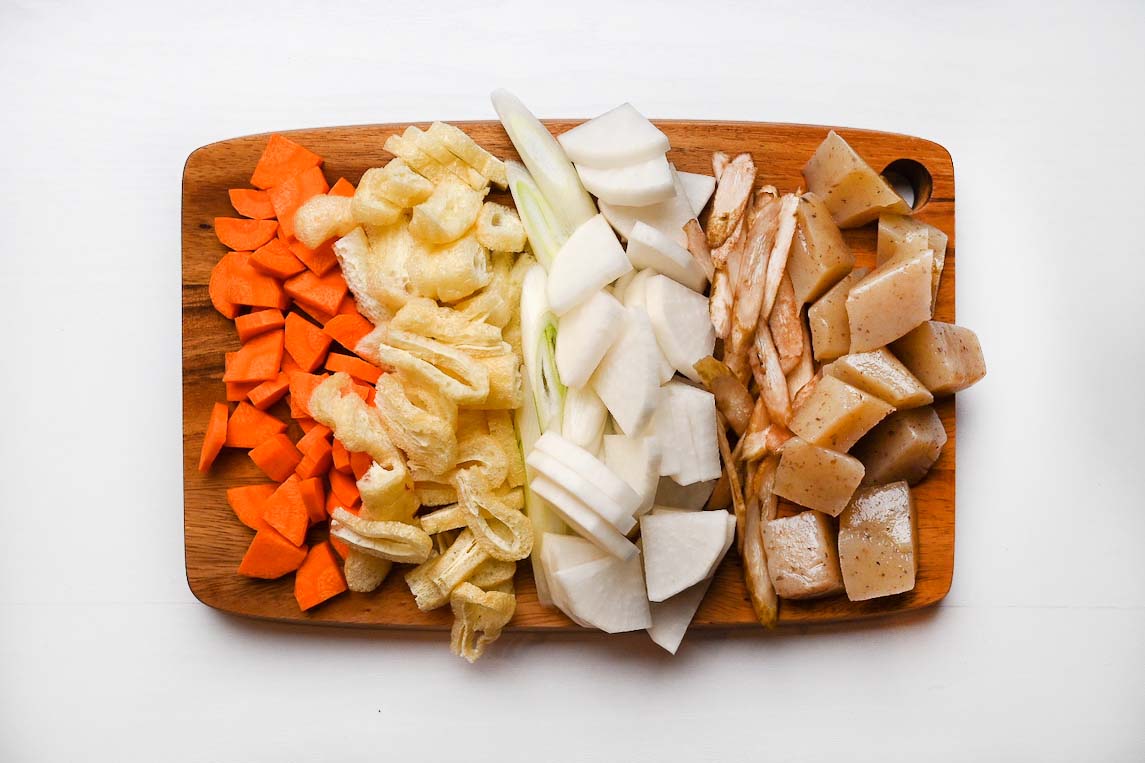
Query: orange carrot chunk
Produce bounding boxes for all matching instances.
[284,313,333,373]
[226,483,276,531]
[329,177,356,198]
[328,468,360,508]
[224,252,290,310]
[198,402,229,472]
[224,401,287,448]
[296,424,330,455]
[288,238,339,277]
[285,269,348,317]
[325,353,383,384]
[325,490,360,518]
[226,380,259,402]
[287,371,330,419]
[294,541,347,611]
[269,166,329,239]
[263,476,309,546]
[323,312,374,353]
[299,477,326,525]
[223,329,284,383]
[249,433,303,481]
[238,529,307,579]
[331,439,352,473]
[250,239,306,280]
[235,309,285,342]
[250,134,323,190]
[350,450,373,481]
[215,218,278,251]
[208,252,245,319]
[229,188,276,219]
[247,372,291,410]
[329,535,351,559]
[295,439,333,480]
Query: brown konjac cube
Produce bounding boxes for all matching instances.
[891,321,986,396]
[823,348,933,409]
[802,131,911,228]
[846,249,934,353]
[877,213,948,310]
[838,481,918,601]
[788,193,856,305]
[854,407,947,486]
[808,267,868,362]
[763,511,845,599]
[788,374,894,453]
[774,437,865,516]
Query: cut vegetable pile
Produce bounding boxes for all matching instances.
[198,93,985,660]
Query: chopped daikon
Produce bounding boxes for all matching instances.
[517,373,566,608]
[555,289,625,389]
[576,155,675,207]
[529,474,638,560]
[561,385,608,454]
[621,270,675,383]
[553,552,651,633]
[534,432,643,519]
[626,221,708,292]
[526,449,636,534]
[546,214,632,315]
[677,170,716,215]
[602,434,661,516]
[557,103,670,169]
[599,170,695,246]
[540,533,608,626]
[644,274,715,382]
[641,510,733,602]
[591,307,661,436]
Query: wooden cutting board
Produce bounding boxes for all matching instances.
[183,120,956,631]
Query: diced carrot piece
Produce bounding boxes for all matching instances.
[250,239,306,279]
[223,329,284,383]
[329,535,351,559]
[329,177,356,198]
[295,439,333,480]
[337,296,359,314]
[226,380,259,402]
[295,416,318,432]
[350,451,373,481]
[249,433,303,481]
[226,483,276,531]
[198,402,229,472]
[251,134,323,190]
[325,490,360,517]
[288,238,339,277]
[350,381,373,403]
[284,313,333,373]
[269,166,329,238]
[299,477,326,525]
[331,439,352,473]
[248,372,290,410]
[224,401,287,448]
[287,372,330,419]
[208,252,244,319]
[223,252,290,310]
[325,353,382,384]
[285,269,348,316]
[329,468,360,508]
[296,425,329,456]
[323,312,374,352]
[229,188,276,219]
[235,308,285,342]
[215,218,277,251]
[294,541,347,611]
[263,476,309,546]
[238,529,307,579]
[366,387,377,406]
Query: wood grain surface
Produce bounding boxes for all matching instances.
[183,120,956,632]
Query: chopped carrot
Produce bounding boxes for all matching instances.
[295,417,318,433]
[223,252,290,310]
[284,313,333,373]
[293,300,335,327]
[222,329,284,383]
[250,239,306,279]
[349,451,372,481]
[250,134,323,190]
[325,490,360,517]
[229,188,275,219]
[329,177,356,198]
[299,477,326,525]
[248,372,291,410]
[285,269,348,317]
[329,468,360,508]
[263,476,309,546]
[249,433,303,481]
[350,381,374,404]
[296,424,330,455]
[226,380,259,402]
[331,439,352,473]
[238,528,307,578]
[235,308,285,342]
[325,353,382,384]
[224,401,287,447]
[215,218,278,251]
[295,438,333,480]
[269,165,329,238]
[287,372,330,419]
[337,296,359,314]
[294,541,347,611]
[226,483,276,531]
[323,312,373,352]
[198,402,229,472]
[208,252,244,319]
[288,238,339,277]
[329,535,351,559]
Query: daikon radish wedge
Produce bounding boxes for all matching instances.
[599,171,695,246]
[540,534,608,626]
[626,222,707,292]
[602,434,661,517]
[677,170,716,215]
[641,510,732,601]
[576,155,675,207]
[668,382,722,486]
[555,290,625,389]
[529,474,639,560]
[557,103,670,169]
[590,307,660,436]
[645,274,715,382]
[526,450,636,534]
[622,270,675,383]
[553,553,651,633]
[547,214,632,315]
[534,432,643,519]
[562,385,608,454]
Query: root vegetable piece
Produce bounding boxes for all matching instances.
[529,475,638,560]
[214,218,278,251]
[561,386,607,454]
[877,213,949,310]
[540,534,608,627]
[677,171,715,215]
[250,134,322,190]
[838,481,918,600]
[323,312,374,351]
[237,529,306,579]
[406,232,491,304]
[789,374,894,453]
[268,166,329,239]
[645,274,715,382]
[198,402,229,472]
[854,406,947,486]
[409,177,486,244]
[590,307,660,436]
[285,269,349,318]
[802,131,911,228]
[599,170,694,247]
[527,449,637,534]
[823,348,933,409]
[552,552,651,633]
[293,541,347,611]
[773,437,865,516]
[557,103,670,169]
[250,240,306,280]
[235,308,286,343]
[763,511,845,599]
[788,192,855,306]
[808,268,868,362]
[640,510,732,602]
[475,202,527,252]
[284,313,332,373]
[248,434,303,482]
[546,214,632,315]
[846,249,934,353]
[227,483,275,531]
[602,434,661,516]
[229,188,275,219]
[293,195,355,249]
[891,321,987,396]
[626,222,707,292]
[555,290,625,389]
[263,477,308,547]
[224,401,286,448]
[621,269,675,383]
[576,155,675,207]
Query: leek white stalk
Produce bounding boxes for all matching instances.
[506,161,567,270]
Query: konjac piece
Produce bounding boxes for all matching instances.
[788,193,856,305]
[763,511,845,599]
[853,406,947,486]
[838,481,918,601]
[802,131,911,228]
[773,437,865,517]
[823,348,933,409]
[788,374,894,453]
[808,267,868,362]
[845,249,934,353]
[891,321,986,396]
[877,213,948,310]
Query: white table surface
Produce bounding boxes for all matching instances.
[2,0,1142,760]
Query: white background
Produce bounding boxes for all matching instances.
[1,0,1142,760]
